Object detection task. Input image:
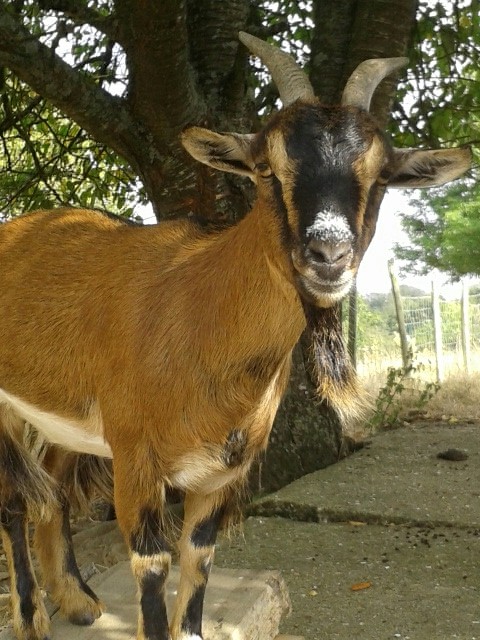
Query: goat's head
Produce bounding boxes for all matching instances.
[182,32,471,309]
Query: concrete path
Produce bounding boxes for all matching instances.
[215,422,480,640]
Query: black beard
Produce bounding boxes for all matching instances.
[301,300,364,424]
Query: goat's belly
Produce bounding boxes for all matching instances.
[0,387,113,457]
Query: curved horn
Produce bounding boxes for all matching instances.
[341,57,408,111]
[239,31,315,107]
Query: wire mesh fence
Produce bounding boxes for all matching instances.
[351,284,480,384]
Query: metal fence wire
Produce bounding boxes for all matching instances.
[351,286,480,383]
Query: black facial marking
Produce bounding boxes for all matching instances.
[140,571,169,640]
[191,506,224,548]
[130,507,170,556]
[285,105,370,239]
[222,429,247,468]
[181,583,207,636]
[0,497,36,627]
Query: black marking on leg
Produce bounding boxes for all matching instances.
[130,507,170,556]
[60,501,100,624]
[191,507,224,548]
[181,583,207,637]
[222,429,247,468]
[140,571,169,640]
[0,497,36,627]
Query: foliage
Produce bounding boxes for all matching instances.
[368,358,440,430]
[392,0,480,151]
[1,73,143,219]
[0,2,146,218]
[395,179,480,278]
[391,0,480,280]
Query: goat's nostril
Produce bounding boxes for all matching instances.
[307,238,352,265]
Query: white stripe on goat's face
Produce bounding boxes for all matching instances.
[253,100,390,307]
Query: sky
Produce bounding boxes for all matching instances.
[356,189,477,298]
[356,189,420,294]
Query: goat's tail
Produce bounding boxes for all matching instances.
[57,452,114,515]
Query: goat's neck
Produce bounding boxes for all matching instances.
[192,199,305,363]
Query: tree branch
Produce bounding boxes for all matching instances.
[37,0,121,43]
[114,0,204,142]
[0,2,160,176]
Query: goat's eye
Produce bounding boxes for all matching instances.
[255,163,273,178]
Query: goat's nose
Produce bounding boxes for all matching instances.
[307,238,352,265]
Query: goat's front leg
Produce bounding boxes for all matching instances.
[170,490,227,640]
[113,454,172,640]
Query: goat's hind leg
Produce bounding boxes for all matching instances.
[0,429,56,640]
[34,448,106,626]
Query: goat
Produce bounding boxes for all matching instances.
[0,32,471,640]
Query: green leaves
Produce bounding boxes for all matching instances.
[396,178,480,278]
[0,72,140,218]
[391,0,480,153]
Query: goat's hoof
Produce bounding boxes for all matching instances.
[64,594,104,626]
[68,610,99,626]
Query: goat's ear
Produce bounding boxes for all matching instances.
[388,147,472,188]
[181,127,256,177]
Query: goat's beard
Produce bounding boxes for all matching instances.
[301,301,367,425]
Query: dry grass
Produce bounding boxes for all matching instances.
[425,371,480,422]
[348,369,480,439]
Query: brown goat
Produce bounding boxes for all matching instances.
[0,33,471,640]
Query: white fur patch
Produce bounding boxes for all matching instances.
[169,452,242,494]
[306,210,353,244]
[0,388,112,457]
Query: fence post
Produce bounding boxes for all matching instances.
[388,259,411,372]
[431,279,444,383]
[461,279,471,373]
[347,280,357,370]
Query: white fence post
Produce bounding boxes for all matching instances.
[461,280,471,373]
[431,279,444,383]
[388,259,411,372]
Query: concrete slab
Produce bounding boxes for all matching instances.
[251,423,480,528]
[0,563,290,640]
[215,515,480,640]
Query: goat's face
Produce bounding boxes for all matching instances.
[249,101,390,306]
[182,33,471,309]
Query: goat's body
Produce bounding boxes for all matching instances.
[0,208,302,479]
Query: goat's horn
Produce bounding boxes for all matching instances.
[239,31,315,107]
[341,57,408,111]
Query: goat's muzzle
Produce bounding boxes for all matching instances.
[307,237,353,276]
[291,237,355,307]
